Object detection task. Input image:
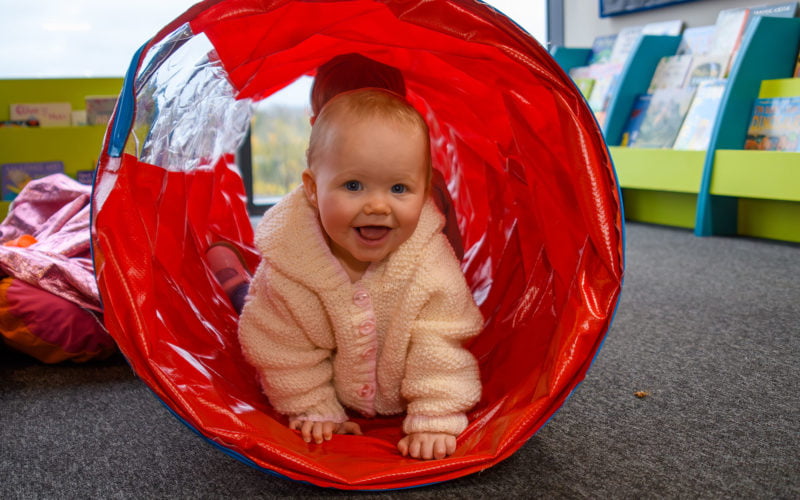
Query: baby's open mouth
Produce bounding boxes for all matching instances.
[357,226,391,241]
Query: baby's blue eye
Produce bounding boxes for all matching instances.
[391,184,407,194]
[345,181,362,191]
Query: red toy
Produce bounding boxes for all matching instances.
[91,0,624,490]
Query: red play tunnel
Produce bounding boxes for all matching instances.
[91,0,624,490]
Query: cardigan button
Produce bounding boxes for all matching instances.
[353,290,370,308]
[361,346,377,359]
[358,319,376,336]
[358,384,375,398]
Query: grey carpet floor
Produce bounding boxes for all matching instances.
[1,222,798,499]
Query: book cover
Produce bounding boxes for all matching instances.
[76,170,95,185]
[588,34,617,64]
[710,8,750,75]
[795,52,800,77]
[588,73,620,115]
[683,54,729,87]
[630,87,697,149]
[744,97,800,151]
[573,78,596,99]
[648,55,694,91]
[673,79,727,151]
[85,95,117,126]
[676,25,716,55]
[748,2,799,19]
[9,102,72,127]
[609,26,644,64]
[642,19,685,36]
[570,62,623,113]
[620,94,652,147]
[1,162,65,201]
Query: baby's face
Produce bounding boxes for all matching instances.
[303,115,428,276]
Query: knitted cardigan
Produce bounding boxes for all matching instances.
[238,187,483,436]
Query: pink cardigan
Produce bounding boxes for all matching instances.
[238,188,482,436]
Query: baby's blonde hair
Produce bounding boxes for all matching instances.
[307,88,432,189]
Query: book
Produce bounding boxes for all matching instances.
[609,26,644,64]
[673,79,727,151]
[630,87,697,149]
[1,161,65,201]
[76,170,95,185]
[676,25,716,56]
[588,34,617,64]
[748,2,799,19]
[642,19,685,36]
[795,52,800,77]
[85,95,117,126]
[648,55,693,91]
[620,94,652,147]
[709,8,750,76]
[570,62,623,115]
[744,97,800,151]
[9,102,72,127]
[683,54,729,87]
[573,78,596,99]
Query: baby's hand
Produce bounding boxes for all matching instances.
[289,418,362,444]
[397,432,457,460]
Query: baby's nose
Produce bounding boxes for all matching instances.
[363,194,390,215]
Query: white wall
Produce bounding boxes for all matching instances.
[564,0,762,47]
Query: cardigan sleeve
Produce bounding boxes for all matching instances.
[238,267,347,424]
[400,240,483,436]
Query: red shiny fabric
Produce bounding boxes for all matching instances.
[91,0,624,490]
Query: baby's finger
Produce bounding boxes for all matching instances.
[301,420,315,443]
[433,438,447,460]
[409,437,423,459]
[322,421,335,442]
[445,435,457,456]
[311,422,326,444]
[339,421,363,435]
[397,437,409,457]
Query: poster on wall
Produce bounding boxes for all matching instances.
[600,0,700,17]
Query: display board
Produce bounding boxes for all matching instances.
[600,0,699,17]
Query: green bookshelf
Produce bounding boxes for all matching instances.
[554,15,800,243]
[695,16,800,240]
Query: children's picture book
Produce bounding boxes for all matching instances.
[709,8,750,75]
[76,170,95,185]
[744,96,800,151]
[642,19,685,36]
[673,79,727,151]
[683,54,729,87]
[9,102,72,127]
[748,2,799,19]
[573,78,596,99]
[570,62,623,115]
[588,34,617,64]
[630,87,696,149]
[85,95,118,126]
[648,55,693,91]
[620,94,652,147]
[795,52,800,78]
[1,162,65,201]
[609,26,644,64]
[676,25,715,55]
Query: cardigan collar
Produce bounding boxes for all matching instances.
[255,186,445,293]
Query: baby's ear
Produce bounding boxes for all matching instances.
[301,169,318,208]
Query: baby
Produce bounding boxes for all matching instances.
[237,88,483,460]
